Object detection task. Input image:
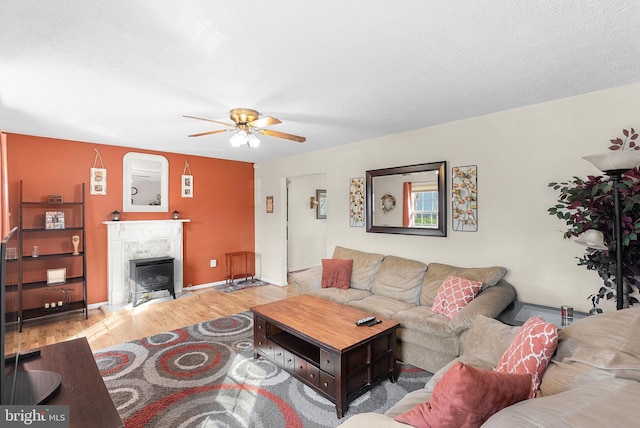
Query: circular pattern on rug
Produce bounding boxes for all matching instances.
[95,342,149,381]
[104,378,157,419]
[142,340,235,388]
[190,312,253,340]
[229,356,290,386]
[141,328,190,349]
[125,384,303,428]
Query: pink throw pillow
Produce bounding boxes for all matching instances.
[394,361,531,428]
[321,259,353,289]
[431,275,483,318]
[495,316,558,398]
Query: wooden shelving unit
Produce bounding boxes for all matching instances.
[18,180,88,331]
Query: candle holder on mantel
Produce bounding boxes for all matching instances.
[111,210,121,221]
[172,210,180,220]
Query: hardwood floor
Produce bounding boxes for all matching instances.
[14,284,299,354]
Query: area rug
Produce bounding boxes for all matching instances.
[94,311,431,428]
[211,279,267,293]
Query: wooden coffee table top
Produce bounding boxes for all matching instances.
[251,294,399,352]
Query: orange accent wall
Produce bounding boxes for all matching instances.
[6,133,255,305]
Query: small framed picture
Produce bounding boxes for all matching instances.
[45,211,65,229]
[266,196,274,213]
[316,189,327,219]
[47,268,67,286]
[90,167,107,195]
[182,174,193,198]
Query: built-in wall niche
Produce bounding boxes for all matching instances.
[123,152,169,212]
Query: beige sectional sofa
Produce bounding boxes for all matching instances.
[338,308,640,427]
[289,246,516,373]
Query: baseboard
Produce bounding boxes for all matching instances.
[183,280,227,290]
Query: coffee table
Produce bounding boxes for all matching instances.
[250,294,400,418]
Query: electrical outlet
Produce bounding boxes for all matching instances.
[210,259,217,268]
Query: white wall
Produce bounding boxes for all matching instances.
[287,173,327,271]
[255,82,640,312]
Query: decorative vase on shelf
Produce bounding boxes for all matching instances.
[72,235,80,255]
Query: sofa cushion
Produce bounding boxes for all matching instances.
[539,307,640,397]
[333,246,384,290]
[495,316,558,398]
[394,362,531,428]
[306,287,371,305]
[321,258,352,289]
[393,306,456,338]
[483,378,640,428]
[348,294,416,319]
[431,275,483,318]
[420,262,507,306]
[371,256,427,304]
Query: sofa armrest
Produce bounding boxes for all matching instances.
[288,266,322,293]
[448,280,516,333]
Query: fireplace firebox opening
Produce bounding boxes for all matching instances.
[129,257,175,307]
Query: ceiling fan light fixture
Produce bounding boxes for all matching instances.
[247,132,260,148]
[229,130,247,147]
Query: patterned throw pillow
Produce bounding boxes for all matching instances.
[321,259,353,289]
[431,275,483,319]
[495,316,558,398]
[394,361,531,428]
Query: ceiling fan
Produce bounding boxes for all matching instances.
[184,108,306,148]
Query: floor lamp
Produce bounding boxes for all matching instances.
[582,152,640,310]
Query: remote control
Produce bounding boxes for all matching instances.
[355,316,376,326]
[365,319,382,327]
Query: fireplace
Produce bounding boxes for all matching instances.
[130,257,175,307]
[103,219,188,308]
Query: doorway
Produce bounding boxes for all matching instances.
[286,173,327,273]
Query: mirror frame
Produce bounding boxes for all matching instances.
[123,152,169,212]
[366,161,447,237]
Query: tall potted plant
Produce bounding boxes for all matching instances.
[548,128,640,309]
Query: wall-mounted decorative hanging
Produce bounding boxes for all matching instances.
[90,148,107,195]
[182,161,193,198]
[266,196,274,213]
[380,194,396,213]
[452,165,478,232]
[349,177,365,227]
[316,189,327,219]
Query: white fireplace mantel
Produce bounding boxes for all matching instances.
[103,219,190,307]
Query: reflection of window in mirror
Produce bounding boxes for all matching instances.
[408,180,439,228]
[123,153,169,212]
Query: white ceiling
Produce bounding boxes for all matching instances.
[1,1,639,163]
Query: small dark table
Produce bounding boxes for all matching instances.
[16,337,123,428]
[498,301,589,328]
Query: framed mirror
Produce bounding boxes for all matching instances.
[366,161,447,236]
[123,152,169,212]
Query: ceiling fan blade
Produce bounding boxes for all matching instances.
[258,129,306,143]
[248,116,282,128]
[183,115,235,127]
[188,129,231,137]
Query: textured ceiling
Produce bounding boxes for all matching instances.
[1,1,639,163]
